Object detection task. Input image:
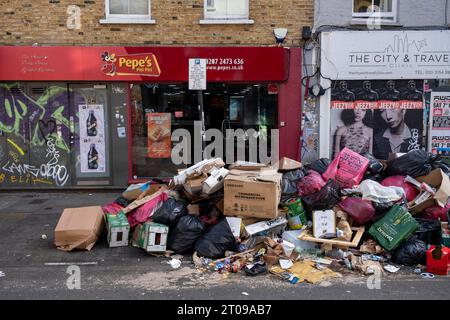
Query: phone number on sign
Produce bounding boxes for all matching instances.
[207,58,245,65]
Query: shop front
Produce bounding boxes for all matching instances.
[318,30,450,160]
[0,46,301,188]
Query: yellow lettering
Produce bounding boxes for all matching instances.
[119,57,127,67]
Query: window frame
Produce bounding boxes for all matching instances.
[101,0,155,24]
[352,0,397,21]
[203,0,250,20]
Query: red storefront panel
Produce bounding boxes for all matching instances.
[0,46,289,82]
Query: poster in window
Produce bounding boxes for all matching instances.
[330,80,424,160]
[429,92,450,157]
[147,113,171,158]
[79,104,106,173]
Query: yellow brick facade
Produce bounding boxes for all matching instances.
[0,0,313,46]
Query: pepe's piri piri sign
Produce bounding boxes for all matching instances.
[101,52,161,77]
[0,46,289,82]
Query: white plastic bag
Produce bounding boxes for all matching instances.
[358,180,405,203]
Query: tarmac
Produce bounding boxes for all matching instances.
[0,191,449,300]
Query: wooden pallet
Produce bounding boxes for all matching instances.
[298,226,365,250]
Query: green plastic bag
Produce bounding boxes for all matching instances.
[368,205,419,251]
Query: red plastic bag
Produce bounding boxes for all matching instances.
[322,148,369,188]
[423,204,450,222]
[380,175,419,202]
[298,170,326,197]
[338,197,376,226]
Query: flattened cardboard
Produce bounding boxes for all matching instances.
[123,187,167,214]
[224,169,282,219]
[229,161,268,171]
[122,182,151,201]
[408,169,450,214]
[54,206,105,252]
[274,157,302,171]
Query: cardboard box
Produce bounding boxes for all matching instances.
[54,206,105,252]
[229,161,268,171]
[408,169,450,214]
[202,167,229,194]
[133,222,169,252]
[183,174,208,195]
[106,211,130,248]
[173,158,225,185]
[244,217,288,236]
[224,169,282,219]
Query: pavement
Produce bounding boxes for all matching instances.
[0,191,449,300]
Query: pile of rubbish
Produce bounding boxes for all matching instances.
[53,148,450,284]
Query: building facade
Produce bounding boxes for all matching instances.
[301,0,450,164]
[0,0,314,189]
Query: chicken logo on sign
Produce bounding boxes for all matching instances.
[100,51,161,77]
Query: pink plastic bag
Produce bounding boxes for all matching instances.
[298,170,326,197]
[322,148,370,188]
[127,192,168,228]
[338,197,376,226]
[423,204,450,222]
[381,175,419,202]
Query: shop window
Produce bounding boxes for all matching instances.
[352,0,397,21]
[100,0,155,24]
[200,0,254,24]
[130,83,277,180]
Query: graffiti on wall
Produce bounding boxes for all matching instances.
[0,83,73,187]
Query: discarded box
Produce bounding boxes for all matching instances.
[122,182,151,201]
[408,169,450,214]
[133,222,169,253]
[224,168,282,219]
[183,174,208,195]
[312,210,336,239]
[368,205,419,251]
[106,211,130,248]
[244,217,287,236]
[229,161,268,171]
[174,158,225,185]
[202,167,229,195]
[54,206,105,252]
[427,245,450,275]
[122,186,168,215]
[225,217,242,238]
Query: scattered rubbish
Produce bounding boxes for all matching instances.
[41,234,47,240]
[384,264,400,273]
[0,271,5,278]
[279,259,294,269]
[50,152,450,288]
[241,292,249,296]
[167,258,182,269]
[420,272,435,279]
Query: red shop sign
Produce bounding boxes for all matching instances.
[0,46,289,82]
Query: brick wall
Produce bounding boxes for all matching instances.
[0,0,313,46]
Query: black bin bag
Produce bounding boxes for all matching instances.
[281,169,305,197]
[168,215,209,254]
[386,150,434,178]
[302,179,341,218]
[195,218,237,259]
[305,158,331,175]
[152,198,188,228]
[391,236,427,266]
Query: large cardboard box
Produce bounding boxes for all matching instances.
[54,206,105,252]
[224,169,282,219]
[183,174,208,195]
[408,169,450,214]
